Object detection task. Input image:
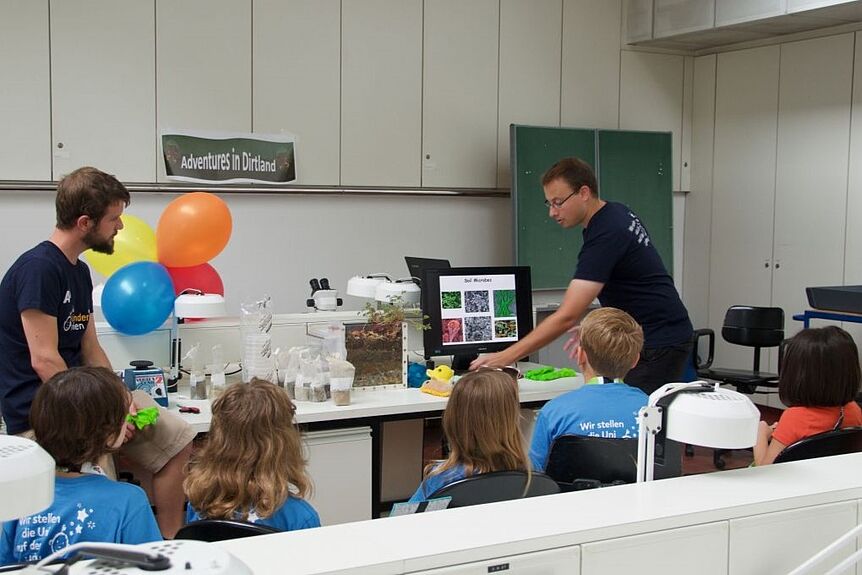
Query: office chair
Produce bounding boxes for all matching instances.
[174,519,279,542]
[693,306,785,395]
[692,306,785,469]
[428,470,559,508]
[544,435,682,491]
[773,427,862,464]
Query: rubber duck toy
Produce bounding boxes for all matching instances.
[420,364,455,397]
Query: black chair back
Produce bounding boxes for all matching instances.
[774,426,862,464]
[544,435,682,490]
[175,519,279,542]
[721,306,784,348]
[428,470,559,508]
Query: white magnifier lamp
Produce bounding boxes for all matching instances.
[636,381,760,482]
[0,435,54,521]
[346,273,390,299]
[375,277,421,306]
[169,289,227,388]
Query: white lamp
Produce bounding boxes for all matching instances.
[636,381,760,482]
[169,290,228,387]
[375,278,421,306]
[346,274,390,298]
[0,435,54,520]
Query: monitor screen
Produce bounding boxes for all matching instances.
[422,266,533,370]
[404,256,451,287]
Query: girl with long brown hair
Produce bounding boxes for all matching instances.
[184,379,319,531]
[408,369,531,502]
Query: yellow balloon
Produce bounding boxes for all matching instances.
[84,214,157,278]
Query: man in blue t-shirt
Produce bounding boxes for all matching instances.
[472,157,692,395]
[0,167,193,539]
[529,307,647,471]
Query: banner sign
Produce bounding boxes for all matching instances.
[161,130,296,184]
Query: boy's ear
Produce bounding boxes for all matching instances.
[576,345,589,370]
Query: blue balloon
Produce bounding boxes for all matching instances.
[102,262,175,335]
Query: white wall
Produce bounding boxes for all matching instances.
[0,1,691,321]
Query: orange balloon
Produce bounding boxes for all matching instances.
[157,192,232,267]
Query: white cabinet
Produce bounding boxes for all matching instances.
[624,0,654,43]
[654,0,715,38]
[0,0,50,181]
[619,51,685,191]
[497,0,562,188]
[716,0,786,26]
[563,0,622,130]
[156,0,251,181]
[771,33,853,337]
[253,0,340,186]
[709,45,779,370]
[51,0,155,182]
[341,0,422,187]
[728,501,857,575]
[708,35,853,376]
[409,546,580,575]
[582,522,728,575]
[304,427,372,526]
[422,0,499,188]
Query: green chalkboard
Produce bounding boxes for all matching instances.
[511,125,673,290]
[511,126,595,290]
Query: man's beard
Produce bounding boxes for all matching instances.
[84,229,115,255]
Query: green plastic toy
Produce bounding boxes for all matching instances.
[126,406,160,430]
[524,366,578,381]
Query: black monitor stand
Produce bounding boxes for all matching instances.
[451,353,478,374]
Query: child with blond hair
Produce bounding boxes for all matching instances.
[529,307,646,471]
[184,379,320,531]
[408,368,531,502]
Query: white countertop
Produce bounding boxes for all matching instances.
[216,452,862,575]
[170,366,583,433]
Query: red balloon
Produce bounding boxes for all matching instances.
[166,263,224,296]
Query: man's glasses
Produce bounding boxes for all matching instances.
[544,189,578,209]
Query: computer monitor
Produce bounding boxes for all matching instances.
[404,256,451,287]
[422,266,533,372]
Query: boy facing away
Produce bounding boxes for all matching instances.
[529,307,647,471]
[0,367,161,566]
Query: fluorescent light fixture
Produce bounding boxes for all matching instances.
[0,435,55,521]
[636,381,760,482]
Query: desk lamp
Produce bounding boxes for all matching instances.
[346,274,390,299]
[375,278,421,306]
[636,381,760,482]
[0,435,54,521]
[168,290,227,389]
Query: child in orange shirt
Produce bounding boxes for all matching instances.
[754,326,862,465]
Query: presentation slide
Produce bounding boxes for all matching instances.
[438,274,518,346]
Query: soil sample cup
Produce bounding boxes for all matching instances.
[331,377,352,406]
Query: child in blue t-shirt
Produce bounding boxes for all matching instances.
[530,307,648,471]
[0,367,161,566]
[408,369,532,503]
[184,380,320,531]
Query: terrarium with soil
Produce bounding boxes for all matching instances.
[345,297,413,388]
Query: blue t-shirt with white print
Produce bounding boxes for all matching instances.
[0,474,161,566]
[186,496,320,533]
[408,464,468,503]
[529,382,648,471]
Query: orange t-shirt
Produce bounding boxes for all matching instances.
[772,402,862,447]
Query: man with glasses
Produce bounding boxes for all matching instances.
[471,157,692,395]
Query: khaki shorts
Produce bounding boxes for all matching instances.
[121,390,195,474]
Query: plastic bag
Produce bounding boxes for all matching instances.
[322,322,348,360]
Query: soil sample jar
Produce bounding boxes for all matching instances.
[329,358,355,406]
